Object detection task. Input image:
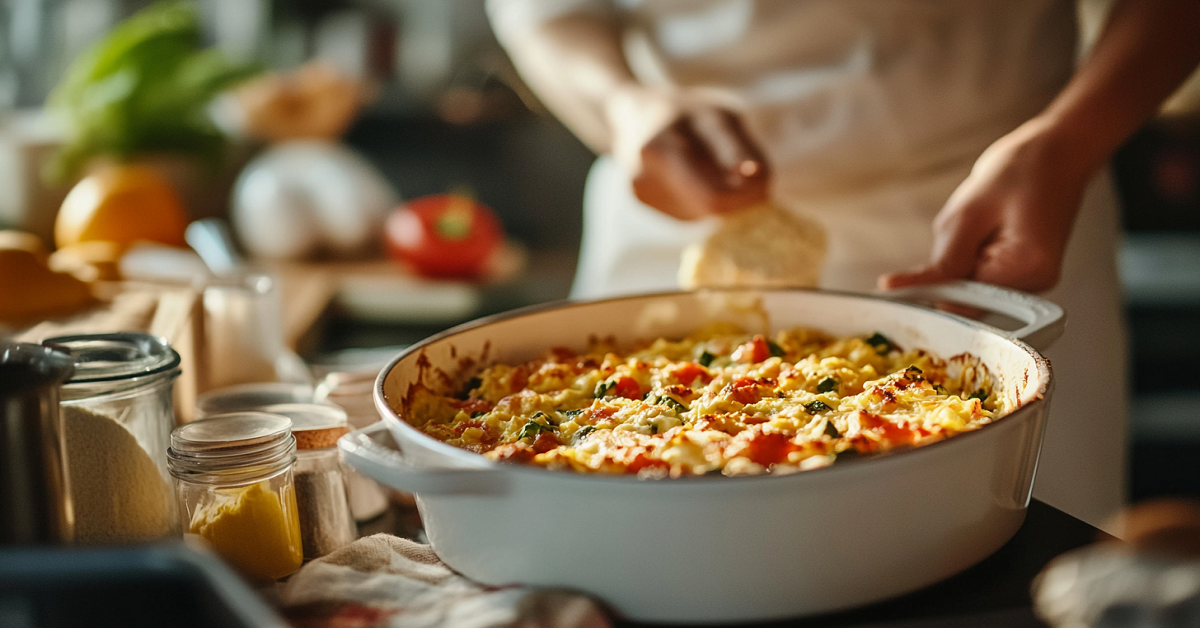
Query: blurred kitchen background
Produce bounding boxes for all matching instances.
[2,0,1199,504]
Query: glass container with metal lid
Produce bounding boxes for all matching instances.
[44,332,181,545]
[168,412,303,581]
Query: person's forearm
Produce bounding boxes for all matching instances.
[1035,0,1200,175]
[501,14,638,152]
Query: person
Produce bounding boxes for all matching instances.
[485,0,1200,529]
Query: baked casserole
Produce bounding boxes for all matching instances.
[407,324,1005,477]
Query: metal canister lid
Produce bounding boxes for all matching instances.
[260,403,348,450]
[44,333,180,400]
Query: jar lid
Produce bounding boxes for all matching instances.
[172,412,292,454]
[45,332,180,389]
[195,382,314,419]
[168,412,297,481]
[260,403,349,450]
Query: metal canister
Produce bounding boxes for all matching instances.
[0,342,76,545]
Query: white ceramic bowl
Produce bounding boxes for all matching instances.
[341,282,1063,623]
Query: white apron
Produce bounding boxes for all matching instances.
[492,0,1129,529]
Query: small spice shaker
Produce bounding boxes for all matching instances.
[168,412,303,581]
[262,403,356,560]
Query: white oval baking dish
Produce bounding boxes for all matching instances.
[341,282,1063,623]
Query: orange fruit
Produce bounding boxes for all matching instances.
[55,164,189,250]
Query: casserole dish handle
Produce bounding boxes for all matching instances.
[884,280,1065,351]
[339,423,505,495]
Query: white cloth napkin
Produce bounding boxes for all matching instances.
[279,534,611,628]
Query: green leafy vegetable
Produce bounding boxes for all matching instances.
[817,378,838,394]
[559,409,584,418]
[594,380,615,398]
[766,340,786,358]
[46,1,261,182]
[656,396,688,414]
[865,333,894,355]
[804,400,831,414]
[906,366,923,374]
[470,411,487,419]
[458,377,482,399]
[517,419,556,440]
[697,351,715,367]
[572,425,596,443]
[968,390,988,402]
[823,420,840,438]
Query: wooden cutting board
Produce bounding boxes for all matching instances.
[14,281,206,423]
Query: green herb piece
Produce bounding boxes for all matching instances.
[804,400,831,414]
[823,420,840,438]
[656,396,688,414]
[906,366,923,374]
[560,409,584,418]
[531,411,556,425]
[697,351,715,367]
[517,419,556,440]
[457,377,482,399]
[594,380,615,398]
[865,333,894,354]
[934,384,948,395]
[817,378,838,394]
[968,390,988,402]
[470,411,487,419]
[572,425,596,443]
[766,340,786,358]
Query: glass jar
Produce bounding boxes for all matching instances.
[167,412,303,581]
[261,403,356,560]
[45,333,181,545]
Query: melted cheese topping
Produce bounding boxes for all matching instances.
[409,324,1004,477]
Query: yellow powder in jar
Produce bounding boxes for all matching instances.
[189,481,303,581]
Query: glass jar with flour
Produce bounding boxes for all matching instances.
[44,333,181,545]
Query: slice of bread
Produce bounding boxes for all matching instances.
[679,204,827,290]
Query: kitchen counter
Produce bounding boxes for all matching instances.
[0,500,1101,627]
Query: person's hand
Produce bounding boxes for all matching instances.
[879,119,1093,293]
[604,86,770,220]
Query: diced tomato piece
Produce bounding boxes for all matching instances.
[671,363,711,386]
[613,376,642,400]
[626,453,669,474]
[451,398,494,414]
[493,443,535,463]
[452,419,484,436]
[732,335,771,364]
[531,432,559,453]
[846,411,921,453]
[739,431,799,467]
[509,367,529,393]
[729,377,764,405]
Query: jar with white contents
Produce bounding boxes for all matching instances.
[168,412,303,581]
[45,333,181,545]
